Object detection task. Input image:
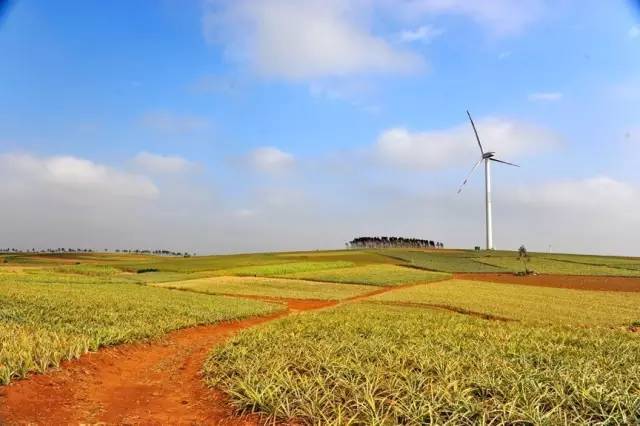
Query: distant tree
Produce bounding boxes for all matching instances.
[347,236,444,250]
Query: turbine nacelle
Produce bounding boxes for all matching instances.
[482,152,495,159]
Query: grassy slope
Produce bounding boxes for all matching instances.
[0,270,280,385]
[214,261,354,277]
[540,253,640,271]
[205,303,640,424]
[383,250,508,273]
[476,256,640,276]
[372,279,640,326]
[8,249,640,277]
[155,276,376,300]
[281,264,451,286]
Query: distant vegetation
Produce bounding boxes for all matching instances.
[347,236,444,249]
[1,248,194,256]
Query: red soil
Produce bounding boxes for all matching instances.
[0,298,332,425]
[0,281,445,424]
[455,273,640,292]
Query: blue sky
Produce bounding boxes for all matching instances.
[0,0,639,254]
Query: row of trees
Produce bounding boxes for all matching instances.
[0,248,194,257]
[114,249,193,257]
[1,248,97,254]
[347,237,444,249]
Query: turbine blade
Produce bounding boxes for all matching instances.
[490,158,520,167]
[466,110,484,155]
[457,158,483,194]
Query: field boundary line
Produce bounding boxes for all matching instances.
[338,276,455,305]
[363,300,516,322]
[537,256,640,276]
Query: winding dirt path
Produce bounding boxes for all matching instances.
[0,280,442,425]
[0,299,333,425]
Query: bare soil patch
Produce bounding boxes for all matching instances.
[455,273,640,292]
[0,298,330,425]
[0,282,440,424]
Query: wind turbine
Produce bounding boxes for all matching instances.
[457,110,519,250]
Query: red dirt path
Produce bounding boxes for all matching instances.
[455,273,640,292]
[0,299,333,425]
[0,280,444,424]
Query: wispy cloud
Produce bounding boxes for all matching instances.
[133,152,194,174]
[245,146,295,173]
[403,0,546,36]
[528,92,563,102]
[374,118,560,170]
[0,153,158,200]
[203,0,424,80]
[399,25,444,43]
[629,26,640,39]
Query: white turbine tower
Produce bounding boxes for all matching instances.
[457,111,519,250]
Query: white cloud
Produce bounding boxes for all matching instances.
[246,147,295,173]
[501,176,640,254]
[405,0,545,35]
[203,0,424,79]
[3,152,640,256]
[528,92,563,102]
[141,111,210,133]
[0,153,158,200]
[133,152,193,174]
[629,25,640,39]
[375,117,560,170]
[516,176,636,209]
[399,25,444,43]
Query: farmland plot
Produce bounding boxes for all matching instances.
[0,270,280,385]
[206,303,640,424]
[476,256,640,276]
[217,261,354,277]
[385,250,508,273]
[156,276,376,300]
[281,264,450,286]
[372,279,640,326]
[543,253,640,271]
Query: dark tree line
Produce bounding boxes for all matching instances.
[347,237,444,249]
[0,248,195,257]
